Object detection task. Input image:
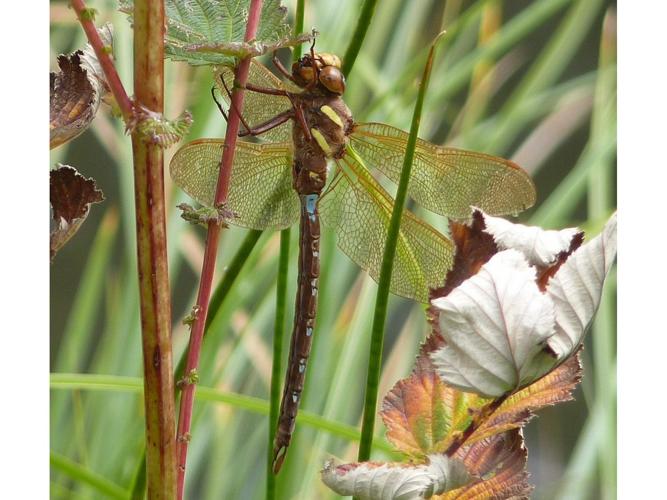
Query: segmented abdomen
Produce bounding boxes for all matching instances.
[273,193,320,473]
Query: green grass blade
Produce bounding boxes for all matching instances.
[588,9,616,499]
[126,228,264,498]
[267,228,291,499]
[530,108,615,228]
[357,32,444,462]
[49,373,393,454]
[486,0,605,152]
[341,0,378,77]
[205,230,264,330]
[128,450,146,500]
[293,0,306,60]
[50,451,128,499]
[51,209,119,440]
[54,209,119,372]
[419,0,572,115]
[554,363,616,500]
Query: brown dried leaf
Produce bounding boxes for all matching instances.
[427,210,498,337]
[50,165,104,259]
[50,51,99,149]
[50,25,112,149]
[321,454,470,499]
[382,333,581,457]
[442,211,498,297]
[536,231,584,291]
[438,430,531,499]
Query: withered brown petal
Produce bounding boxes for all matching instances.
[50,165,104,259]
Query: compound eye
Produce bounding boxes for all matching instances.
[319,66,346,94]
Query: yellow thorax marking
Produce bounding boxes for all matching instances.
[320,105,344,129]
[311,128,333,157]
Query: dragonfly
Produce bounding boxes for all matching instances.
[170,48,536,473]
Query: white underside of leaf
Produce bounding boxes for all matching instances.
[431,250,556,397]
[321,455,469,500]
[479,209,580,267]
[546,212,617,358]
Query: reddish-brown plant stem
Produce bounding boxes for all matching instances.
[70,0,134,121]
[175,1,264,498]
[72,0,177,497]
[131,1,178,498]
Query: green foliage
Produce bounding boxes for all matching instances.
[120,0,297,66]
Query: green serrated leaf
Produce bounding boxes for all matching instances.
[120,0,303,66]
[182,31,313,62]
[132,109,193,147]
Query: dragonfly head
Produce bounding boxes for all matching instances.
[292,52,346,95]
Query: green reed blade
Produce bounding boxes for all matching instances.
[357,31,444,463]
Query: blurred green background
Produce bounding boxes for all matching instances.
[50,0,617,498]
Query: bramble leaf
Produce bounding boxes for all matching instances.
[439,430,531,499]
[430,249,558,397]
[481,209,582,268]
[546,212,618,357]
[470,352,582,444]
[381,346,490,457]
[381,332,581,458]
[119,0,311,66]
[321,454,470,500]
[428,211,615,397]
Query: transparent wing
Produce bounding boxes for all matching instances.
[319,149,454,303]
[350,122,536,219]
[170,139,299,230]
[215,61,294,143]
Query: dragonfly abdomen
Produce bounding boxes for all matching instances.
[273,193,321,473]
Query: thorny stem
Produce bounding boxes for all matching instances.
[72,0,177,497]
[175,1,264,498]
[70,0,134,121]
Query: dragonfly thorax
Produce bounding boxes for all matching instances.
[292,94,352,195]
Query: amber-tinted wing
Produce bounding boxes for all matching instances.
[350,122,536,219]
[215,61,295,143]
[319,147,454,303]
[170,139,299,230]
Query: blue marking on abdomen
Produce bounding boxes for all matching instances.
[304,194,318,222]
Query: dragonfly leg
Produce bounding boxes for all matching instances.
[306,39,321,91]
[272,51,296,82]
[210,85,229,122]
[294,104,312,142]
[238,109,294,137]
[217,74,295,138]
[218,74,267,135]
[244,83,290,97]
